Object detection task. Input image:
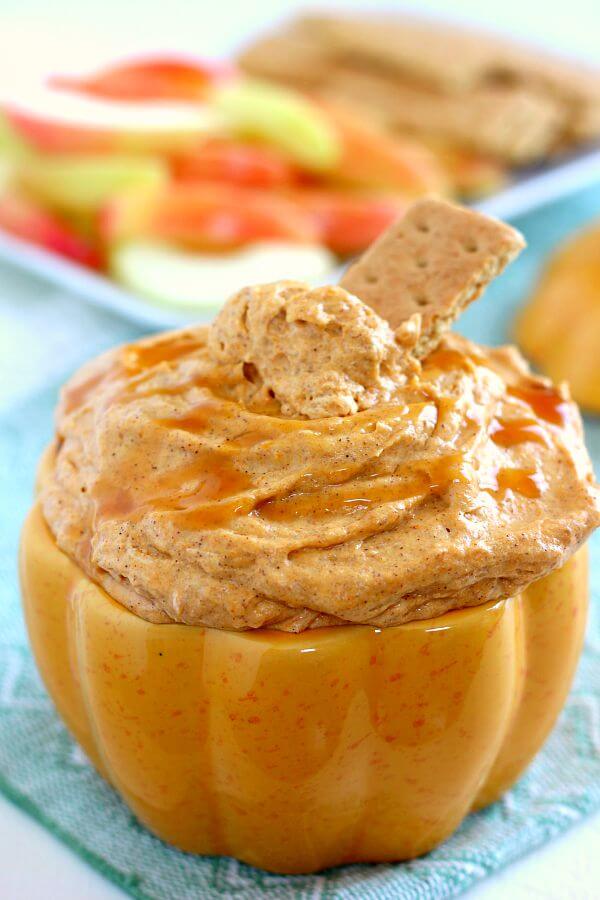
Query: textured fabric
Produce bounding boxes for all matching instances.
[1,186,600,899]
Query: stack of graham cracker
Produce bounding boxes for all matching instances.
[239,13,600,172]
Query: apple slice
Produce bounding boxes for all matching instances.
[4,80,220,154]
[103,181,404,257]
[0,189,101,267]
[0,110,31,161]
[111,240,335,309]
[295,189,406,256]
[6,110,115,154]
[101,182,318,249]
[19,154,168,214]
[0,158,12,192]
[317,101,447,195]
[427,142,507,198]
[51,56,232,102]
[172,138,297,188]
[211,79,340,172]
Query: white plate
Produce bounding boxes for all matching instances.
[474,148,600,220]
[1,148,599,331]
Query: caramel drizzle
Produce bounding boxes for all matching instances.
[425,349,559,501]
[257,454,468,523]
[484,467,543,500]
[425,346,569,428]
[122,334,203,373]
[160,398,428,440]
[92,400,440,531]
[507,384,568,427]
[489,417,548,448]
[94,448,253,529]
[82,334,569,532]
[63,332,206,415]
[425,347,488,373]
[484,383,567,498]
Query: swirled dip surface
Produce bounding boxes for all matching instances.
[41,282,600,631]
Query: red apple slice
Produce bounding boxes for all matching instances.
[317,101,448,195]
[102,183,319,250]
[4,81,219,155]
[0,189,101,267]
[51,56,232,103]
[172,139,298,189]
[292,189,407,256]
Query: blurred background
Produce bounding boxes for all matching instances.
[2,0,599,64]
[1,0,598,406]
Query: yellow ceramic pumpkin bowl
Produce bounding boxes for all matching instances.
[20,502,588,875]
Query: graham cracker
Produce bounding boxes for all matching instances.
[237,31,332,89]
[238,15,600,158]
[297,14,500,93]
[340,198,525,358]
[495,48,600,141]
[318,68,562,163]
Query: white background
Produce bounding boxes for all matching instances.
[1,1,599,897]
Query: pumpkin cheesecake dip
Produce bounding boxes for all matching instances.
[21,199,600,873]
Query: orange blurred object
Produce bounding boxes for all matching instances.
[516,224,600,412]
[427,142,507,198]
[319,101,447,195]
[51,57,232,103]
[172,139,297,188]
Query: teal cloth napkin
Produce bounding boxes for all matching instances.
[1,186,600,899]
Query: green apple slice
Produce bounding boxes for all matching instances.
[211,79,340,172]
[19,154,168,214]
[0,157,13,192]
[111,240,336,309]
[0,111,31,162]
